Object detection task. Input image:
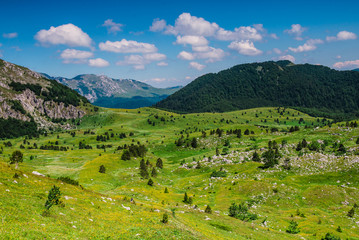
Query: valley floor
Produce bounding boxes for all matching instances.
[1,107,359,239]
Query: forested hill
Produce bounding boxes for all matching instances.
[155,60,359,120]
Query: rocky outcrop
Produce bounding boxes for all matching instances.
[0,59,89,129]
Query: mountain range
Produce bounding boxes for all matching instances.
[155,60,359,120]
[43,73,182,109]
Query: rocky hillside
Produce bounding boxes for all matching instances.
[155,60,359,120]
[0,59,91,138]
[44,74,182,109]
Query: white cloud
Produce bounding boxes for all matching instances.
[3,32,18,39]
[194,47,226,62]
[35,24,92,47]
[151,78,167,82]
[273,48,282,54]
[326,31,357,42]
[150,19,167,32]
[278,55,295,63]
[143,53,166,61]
[116,52,166,69]
[166,13,219,36]
[176,35,208,46]
[102,19,123,34]
[336,55,342,59]
[333,60,359,69]
[157,62,168,66]
[216,26,262,41]
[284,24,306,40]
[60,49,93,59]
[189,61,205,70]
[177,51,195,60]
[289,39,323,53]
[88,58,110,67]
[228,40,262,56]
[185,76,192,80]
[99,39,157,53]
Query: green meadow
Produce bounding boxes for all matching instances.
[1,107,359,239]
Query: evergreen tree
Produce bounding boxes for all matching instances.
[252,151,261,162]
[196,161,201,169]
[205,205,212,214]
[216,147,220,156]
[161,213,168,223]
[338,144,346,154]
[244,129,250,135]
[99,165,106,173]
[347,207,355,217]
[45,185,61,210]
[156,158,163,169]
[302,139,308,148]
[151,167,157,177]
[191,137,198,148]
[9,150,23,169]
[356,137,359,144]
[121,149,131,160]
[147,178,154,186]
[286,220,300,234]
[164,187,169,193]
[139,159,149,179]
[321,232,341,240]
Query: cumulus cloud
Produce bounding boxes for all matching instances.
[165,13,219,36]
[288,39,323,53]
[189,61,206,70]
[99,39,157,53]
[116,52,166,69]
[177,51,195,60]
[176,35,208,46]
[326,31,357,42]
[157,61,168,66]
[150,19,167,32]
[88,58,110,67]
[216,26,262,41]
[284,24,306,40]
[333,60,359,69]
[60,49,93,59]
[278,55,295,63]
[102,19,123,34]
[273,48,282,54]
[194,47,226,62]
[3,32,18,39]
[228,40,262,56]
[35,24,92,47]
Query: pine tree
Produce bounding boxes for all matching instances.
[252,151,260,162]
[151,167,157,177]
[139,159,149,179]
[9,150,23,169]
[45,185,61,210]
[161,213,168,223]
[356,137,359,144]
[347,207,355,217]
[164,187,169,193]
[156,158,163,169]
[196,161,201,169]
[99,165,106,173]
[121,149,131,160]
[147,178,154,186]
[244,129,250,135]
[216,147,220,156]
[191,137,198,148]
[183,192,189,203]
[205,205,212,214]
[286,220,300,234]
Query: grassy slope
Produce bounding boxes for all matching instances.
[1,107,358,239]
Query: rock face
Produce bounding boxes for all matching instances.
[0,59,89,129]
[45,74,182,109]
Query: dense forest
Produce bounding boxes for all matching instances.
[155,61,359,120]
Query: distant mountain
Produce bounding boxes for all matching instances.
[155,60,359,120]
[43,74,182,109]
[353,68,359,72]
[0,59,91,138]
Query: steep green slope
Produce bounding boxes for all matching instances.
[155,61,359,119]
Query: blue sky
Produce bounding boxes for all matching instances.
[1,0,358,87]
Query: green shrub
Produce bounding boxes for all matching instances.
[286,220,300,234]
[45,185,61,210]
[57,176,79,186]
